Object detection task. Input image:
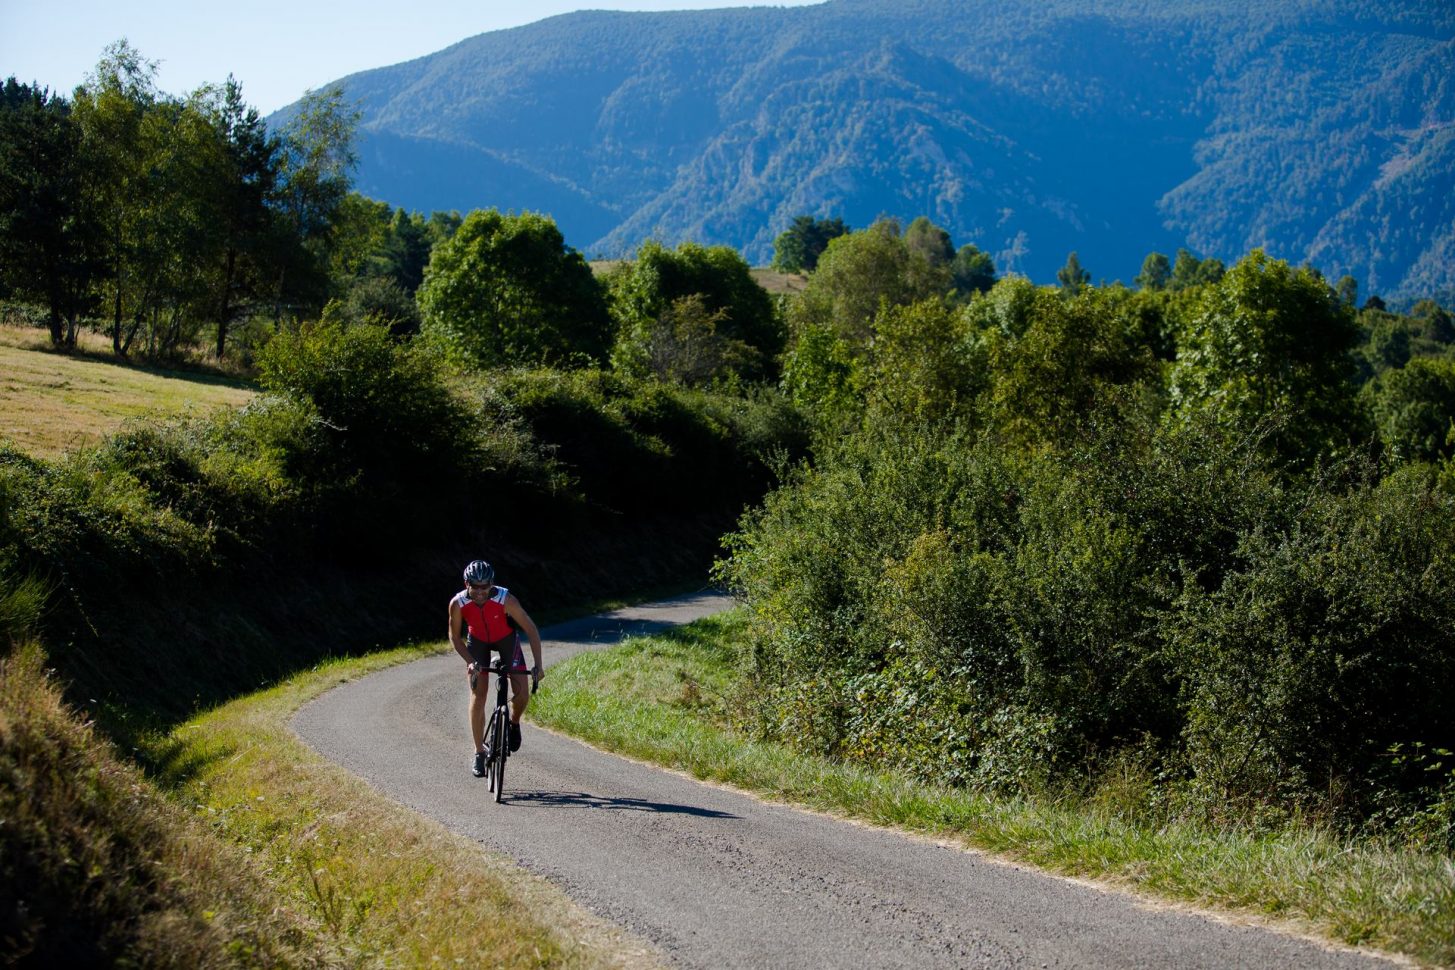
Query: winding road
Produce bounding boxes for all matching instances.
[292,592,1396,969]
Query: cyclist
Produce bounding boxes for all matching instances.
[448,559,545,778]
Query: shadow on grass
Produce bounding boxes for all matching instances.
[506,789,739,818]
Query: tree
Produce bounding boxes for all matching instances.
[788,219,917,344]
[198,76,280,358]
[771,215,849,273]
[270,84,359,322]
[1169,248,1225,291]
[903,216,954,267]
[417,208,610,367]
[608,240,780,383]
[1056,251,1090,295]
[1168,250,1363,464]
[950,244,996,298]
[1334,274,1358,307]
[1370,356,1455,464]
[1134,252,1171,291]
[0,79,103,347]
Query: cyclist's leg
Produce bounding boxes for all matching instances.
[507,635,531,721]
[467,639,490,754]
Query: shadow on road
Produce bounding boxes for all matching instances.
[507,789,739,818]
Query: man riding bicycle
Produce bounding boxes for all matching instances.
[448,560,544,778]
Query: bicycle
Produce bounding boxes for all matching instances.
[472,658,538,802]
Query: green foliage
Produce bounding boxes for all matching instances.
[1368,356,1455,464]
[1169,465,1455,820]
[1135,252,1171,292]
[0,78,103,347]
[1168,250,1364,465]
[770,215,849,273]
[1056,251,1091,295]
[418,209,611,367]
[950,244,997,299]
[607,240,781,383]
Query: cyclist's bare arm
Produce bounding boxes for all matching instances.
[448,598,472,665]
[505,594,544,678]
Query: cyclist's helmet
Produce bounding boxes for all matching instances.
[463,560,494,587]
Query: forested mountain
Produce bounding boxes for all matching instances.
[275,0,1455,306]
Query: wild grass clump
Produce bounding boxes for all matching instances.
[0,643,331,967]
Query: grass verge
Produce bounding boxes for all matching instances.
[140,642,664,969]
[529,610,1455,968]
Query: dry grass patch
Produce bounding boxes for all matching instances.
[0,326,255,457]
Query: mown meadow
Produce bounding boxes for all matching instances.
[3,51,1455,967]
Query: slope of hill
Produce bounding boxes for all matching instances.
[279,0,1455,306]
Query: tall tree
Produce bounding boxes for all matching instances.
[1056,251,1090,295]
[270,85,359,322]
[199,76,280,358]
[1135,252,1171,291]
[771,215,849,273]
[950,244,997,298]
[0,79,103,347]
[71,40,159,354]
[903,216,954,267]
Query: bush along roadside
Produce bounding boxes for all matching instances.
[530,613,1455,968]
[0,322,807,731]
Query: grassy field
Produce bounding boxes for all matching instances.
[530,611,1455,969]
[0,325,255,457]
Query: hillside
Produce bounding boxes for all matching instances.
[289,0,1453,306]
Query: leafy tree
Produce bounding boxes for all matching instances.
[1369,356,1455,463]
[1169,248,1225,291]
[770,215,849,273]
[1134,252,1171,292]
[269,84,359,322]
[969,279,1160,449]
[1168,250,1363,464]
[1335,274,1359,307]
[0,79,103,347]
[950,244,996,298]
[608,240,780,383]
[1410,299,1454,343]
[198,76,280,358]
[903,216,954,267]
[627,294,761,386]
[1056,251,1090,295]
[71,40,162,354]
[788,219,916,344]
[417,208,610,367]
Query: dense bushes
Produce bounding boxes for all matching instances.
[721,251,1455,840]
[0,324,807,722]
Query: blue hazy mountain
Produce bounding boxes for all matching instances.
[276,0,1455,305]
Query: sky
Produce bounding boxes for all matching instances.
[1,1,824,115]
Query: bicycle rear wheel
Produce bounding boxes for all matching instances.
[490,707,508,802]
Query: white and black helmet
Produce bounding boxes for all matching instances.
[463,560,494,586]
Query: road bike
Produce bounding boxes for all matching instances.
[474,658,537,803]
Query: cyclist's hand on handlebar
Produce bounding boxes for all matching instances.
[532,665,543,692]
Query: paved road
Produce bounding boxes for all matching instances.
[293,592,1395,969]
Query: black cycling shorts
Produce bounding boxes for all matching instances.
[467,633,528,673]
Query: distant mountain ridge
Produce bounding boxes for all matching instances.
[275,0,1455,306]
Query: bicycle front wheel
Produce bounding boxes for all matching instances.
[491,708,508,802]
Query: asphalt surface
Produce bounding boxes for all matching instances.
[292,591,1397,969]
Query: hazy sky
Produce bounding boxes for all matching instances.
[1,1,824,115]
